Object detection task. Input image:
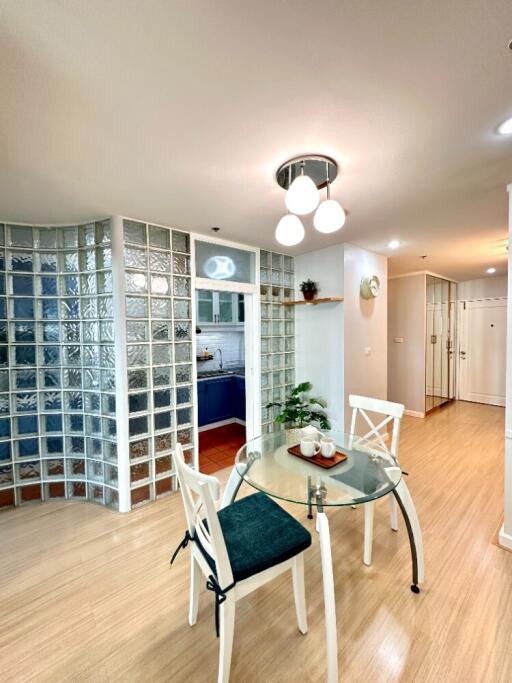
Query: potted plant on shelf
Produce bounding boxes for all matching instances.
[266,381,330,443]
[300,279,318,301]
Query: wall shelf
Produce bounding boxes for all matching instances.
[283,296,344,306]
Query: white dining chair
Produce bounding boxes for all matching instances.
[348,394,404,566]
[172,443,312,683]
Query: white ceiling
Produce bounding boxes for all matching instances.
[1,0,512,280]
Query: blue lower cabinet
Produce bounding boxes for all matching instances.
[234,376,246,422]
[207,376,234,423]
[197,375,246,427]
[197,381,210,426]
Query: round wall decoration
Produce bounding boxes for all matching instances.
[360,275,381,299]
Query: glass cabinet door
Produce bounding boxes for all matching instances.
[237,294,245,323]
[197,290,214,323]
[195,290,244,325]
[218,292,234,323]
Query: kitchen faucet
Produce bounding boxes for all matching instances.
[215,348,223,371]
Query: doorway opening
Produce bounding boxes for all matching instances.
[458,298,507,407]
[195,289,247,473]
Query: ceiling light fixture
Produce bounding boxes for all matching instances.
[486,267,497,274]
[275,154,346,245]
[388,239,401,249]
[497,117,512,135]
[314,161,346,233]
[275,214,306,246]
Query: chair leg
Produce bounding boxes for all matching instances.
[389,494,398,531]
[317,512,339,683]
[188,554,200,626]
[292,554,308,634]
[363,501,374,566]
[218,595,236,683]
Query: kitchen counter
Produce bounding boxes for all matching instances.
[197,366,245,381]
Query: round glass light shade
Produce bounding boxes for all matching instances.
[275,214,305,246]
[497,117,512,135]
[285,175,319,215]
[313,199,346,233]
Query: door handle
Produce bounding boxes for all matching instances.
[460,350,466,359]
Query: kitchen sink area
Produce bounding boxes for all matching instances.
[197,366,245,379]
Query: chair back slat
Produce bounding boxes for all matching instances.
[174,445,234,587]
[349,394,404,460]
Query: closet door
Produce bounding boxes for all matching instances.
[425,276,436,412]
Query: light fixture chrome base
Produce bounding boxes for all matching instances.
[276,154,338,191]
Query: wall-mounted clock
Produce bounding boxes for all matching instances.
[360,275,381,299]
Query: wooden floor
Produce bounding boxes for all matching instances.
[1,401,511,682]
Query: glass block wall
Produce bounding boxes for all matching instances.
[0,221,118,510]
[259,251,295,434]
[122,220,194,508]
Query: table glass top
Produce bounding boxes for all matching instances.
[235,430,401,507]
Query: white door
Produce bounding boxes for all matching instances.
[458,299,507,406]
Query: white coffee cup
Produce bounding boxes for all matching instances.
[320,437,336,458]
[300,436,321,457]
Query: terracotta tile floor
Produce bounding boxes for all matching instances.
[198,423,246,474]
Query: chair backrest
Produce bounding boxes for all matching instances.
[348,394,404,459]
[174,444,234,587]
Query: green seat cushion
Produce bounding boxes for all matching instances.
[202,492,311,582]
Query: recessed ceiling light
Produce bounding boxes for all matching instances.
[388,239,400,249]
[486,267,496,274]
[497,117,512,135]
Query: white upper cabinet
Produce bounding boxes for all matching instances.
[196,290,244,326]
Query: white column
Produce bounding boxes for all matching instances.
[499,184,512,550]
[111,215,131,513]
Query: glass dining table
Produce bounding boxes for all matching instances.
[221,430,424,683]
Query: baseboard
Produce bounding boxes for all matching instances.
[498,525,512,552]
[404,409,425,418]
[198,418,246,432]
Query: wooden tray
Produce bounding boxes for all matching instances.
[287,444,348,469]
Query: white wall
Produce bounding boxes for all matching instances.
[295,244,344,431]
[387,274,426,415]
[343,244,388,428]
[294,242,388,432]
[458,276,508,300]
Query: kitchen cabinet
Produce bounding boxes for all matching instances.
[196,290,244,325]
[197,375,245,427]
[234,376,246,422]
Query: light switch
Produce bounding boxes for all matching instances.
[394,337,404,343]
[364,347,371,356]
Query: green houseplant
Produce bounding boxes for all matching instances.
[299,278,318,301]
[266,381,330,442]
